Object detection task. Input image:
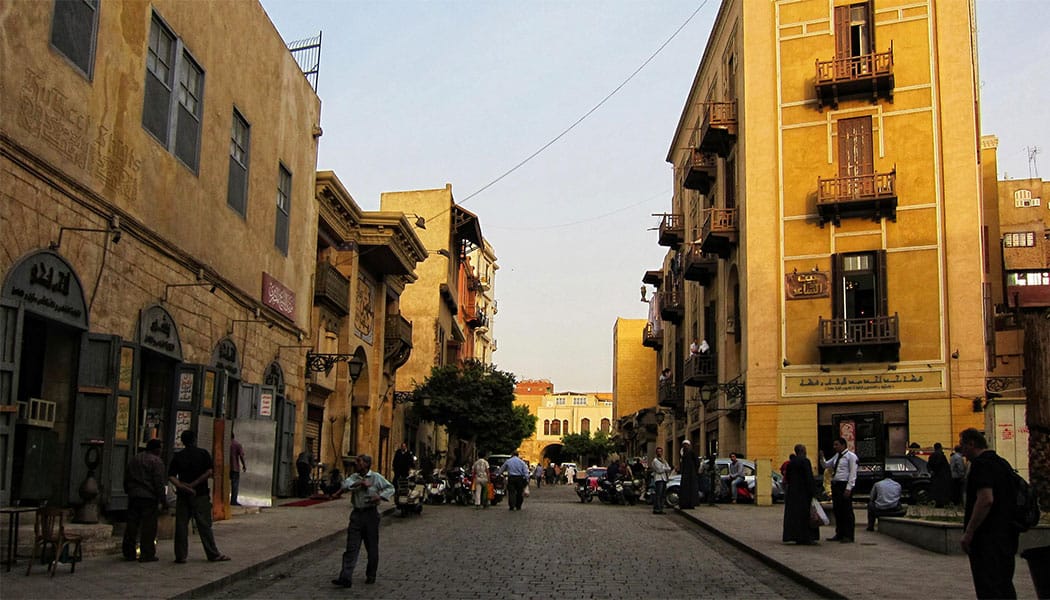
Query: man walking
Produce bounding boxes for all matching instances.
[169,430,230,563]
[820,437,858,542]
[392,442,415,487]
[472,455,490,509]
[649,447,672,514]
[500,451,529,510]
[331,454,394,588]
[229,432,247,506]
[959,428,1020,599]
[123,439,167,562]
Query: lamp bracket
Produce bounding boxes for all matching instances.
[306,352,363,379]
[392,391,415,406]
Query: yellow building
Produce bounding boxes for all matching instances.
[613,318,660,457]
[645,0,985,469]
[468,240,499,365]
[516,391,613,466]
[380,185,484,465]
[1,0,320,510]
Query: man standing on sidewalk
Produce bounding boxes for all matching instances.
[123,438,167,562]
[331,454,394,588]
[229,433,247,506]
[649,447,672,514]
[169,430,230,563]
[819,437,858,543]
[500,451,529,510]
[959,428,1019,599]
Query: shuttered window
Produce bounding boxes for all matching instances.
[50,0,99,78]
[275,165,292,255]
[831,250,888,319]
[227,110,250,217]
[142,13,204,173]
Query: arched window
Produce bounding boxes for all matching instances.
[543,419,550,435]
[551,420,561,436]
[562,420,569,434]
[600,418,611,433]
[580,418,590,433]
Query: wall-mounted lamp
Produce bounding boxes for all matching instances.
[50,216,122,250]
[403,214,427,230]
[640,285,648,302]
[429,249,451,258]
[305,351,364,378]
[951,349,960,359]
[972,396,984,413]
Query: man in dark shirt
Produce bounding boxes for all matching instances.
[392,442,415,486]
[169,430,230,563]
[229,432,247,506]
[959,427,1018,599]
[122,439,167,562]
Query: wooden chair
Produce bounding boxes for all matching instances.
[26,507,82,576]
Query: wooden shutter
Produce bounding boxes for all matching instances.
[0,299,23,506]
[838,117,874,177]
[834,5,852,60]
[832,253,846,319]
[273,396,295,497]
[877,250,889,316]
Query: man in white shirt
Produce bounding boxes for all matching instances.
[472,456,490,509]
[331,454,394,588]
[727,453,746,503]
[649,447,673,514]
[819,437,858,542]
[866,474,904,531]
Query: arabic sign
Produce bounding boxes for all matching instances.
[783,369,944,396]
[785,271,829,300]
[262,273,295,321]
[1,250,88,330]
[138,303,182,360]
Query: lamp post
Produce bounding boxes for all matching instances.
[346,355,364,458]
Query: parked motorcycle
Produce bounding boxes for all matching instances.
[575,476,594,503]
[394,470,424,516]
[489,471,506,505]
[424,470,447,505]
[445,466,472,506]
[597,477,630,505]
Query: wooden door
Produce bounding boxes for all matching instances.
[838,117,874,197]
[0,299,23,506]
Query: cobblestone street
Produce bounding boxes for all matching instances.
[209,484,819,599]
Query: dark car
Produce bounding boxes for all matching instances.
[851,455,931,503]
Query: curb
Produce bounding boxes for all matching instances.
[674,506,847,600]
[173,506,398,599]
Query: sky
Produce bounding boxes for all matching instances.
[259,0,1049,393]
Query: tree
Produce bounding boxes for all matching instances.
[409,360,531,456]
[1023,312,1049,510]
[561,431,615,465]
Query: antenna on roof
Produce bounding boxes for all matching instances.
[1027,146,1041,179]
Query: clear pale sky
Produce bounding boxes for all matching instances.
[259,0,1049,393]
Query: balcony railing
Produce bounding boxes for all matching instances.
[384,313,413,369]
[658,286,684,323]
[682,243,718,286]
[815,44,894,109]
[657,213,685,248]
[817,313,901,364]
[682,353,717,387]
[699,207,738,259]
[699,101,737,157]
[314,261,350,316]
[642,322,662,349]
[682,150,718,194]
[816,171,897,226]
[658,380,682,410]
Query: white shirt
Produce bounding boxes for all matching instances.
[650,457,673,482]
[473,458,489,484]
[820,449,858,490]
[870,478,901,510]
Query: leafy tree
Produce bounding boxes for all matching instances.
[561,430,615,465]
[409,360,530,455]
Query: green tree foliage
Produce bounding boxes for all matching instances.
[560,430,615,464]
[410,360,533,455]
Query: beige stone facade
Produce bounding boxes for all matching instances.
[515,392,613,466]
[644,0,986,470]
[1,0,320,512]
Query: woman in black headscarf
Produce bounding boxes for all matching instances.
[678,441,700,509]
[782,444,820,544]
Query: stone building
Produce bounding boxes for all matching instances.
[612,318,659,459]
[644,0,985,469]
[515,391,613,466]
[467,240,498,364]
[1,0,320,513]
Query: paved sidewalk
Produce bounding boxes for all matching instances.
[675,502,1040,599]
[0,498,359,599]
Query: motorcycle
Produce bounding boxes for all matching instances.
[489,471,506,505]
[575,476,594,503]
[597,477,629,505]
[445,466,472,505]
[394,470,424,516]
[424,470,447,504]
[620,478,639,506]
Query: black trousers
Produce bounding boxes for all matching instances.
[122,497,159,560]
[652,480,667,513]
[230,470,241,504]
[339,507,380,581]
[507,476,527,509]
[968,531,1018,599]
[830,481,854,540]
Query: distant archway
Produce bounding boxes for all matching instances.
[541,443,566,466]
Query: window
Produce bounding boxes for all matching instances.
[835,3,873,59]
[227,110,250,216]
[551,420,561,436]
[600,419,611,433]
[275,164,291,255]
[1008,272,1050,286]
[1013,189,1041,207]
[555,397,565,406]
[832,250,888,320]
[580,418,590,434]
[573,397,587,406]
[838,117,874,180]
[51,0,99,78]
[142,13,204,172]
[1003,232,1035,248]
[543,420,550,436]
[562,420,569,434]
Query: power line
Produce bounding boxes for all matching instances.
[425,0,711,224]
[487,189,670,231]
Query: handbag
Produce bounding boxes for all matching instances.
[810,498,829,526]
[524,483,531,497]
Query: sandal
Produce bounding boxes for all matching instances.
[208,554,231,562]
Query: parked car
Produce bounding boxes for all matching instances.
[583,467,606,492]
[850,455,931,503]
[660,458,784,507]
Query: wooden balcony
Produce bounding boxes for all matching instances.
[642,270,663,286]
[384,313,413,369]
[682,150,718,194]
[699,208,738,259]
[818,313,900,364]
[817,171,897,227]
[682,243,718,286]
[699,102,737,157]
[815,45,894,110]
[466,308,488,328]
[682,353,717,387]
[658,286,684,324]
[642,322,662,349]
[657,213,685,248]
[658,380,682,410]
[314,261,350,316]
[1005,281,1050,309]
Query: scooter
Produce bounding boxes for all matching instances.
[394,470,424,516]
[575,476,594,503]
[424,471,447,505]
[490,471,506,505]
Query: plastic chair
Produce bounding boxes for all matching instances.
[26,507,82,576]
